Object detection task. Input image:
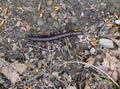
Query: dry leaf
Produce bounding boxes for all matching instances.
[110,62,117,71]
[11,63,27,74]
[85,58,95,67]
[85,80,91,89]
[102,58,110,70]
[86,56,94,62]
[0,58,21,84]
[105,53,118,71]
[111,71,119,81]
[109,56,117,63]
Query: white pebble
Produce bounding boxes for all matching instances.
[90,47,96,54]
[115,19,120,25]
[99,38,114,48]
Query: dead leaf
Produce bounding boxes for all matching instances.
[110,56,117,63]
[110,62,117,71]
[102,53,118,71]
[0,58,27,84]
[102,58,110,70]
[86,56,94,62]
[85,80,91,89]
[0,58,21,84]
[85,58,95,67]
[105,53,118,71]
[11,63,27,74]
[111,71,119,81]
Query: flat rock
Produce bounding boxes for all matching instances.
[99,38,115,48]
[115,19,120,25]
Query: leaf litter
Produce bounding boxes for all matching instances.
[0,0,120,89]
[0,58,27,84]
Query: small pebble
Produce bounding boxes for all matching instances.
[52,72,59,77]
[90,47,96,54]
[115,19,120,25]
[37,19,45,26]
[53,21,59,28]
[29,47,33,52]
[84,50,90,56]
[71,16,78,23]
[37,26,41,31]
[99,38,115,48]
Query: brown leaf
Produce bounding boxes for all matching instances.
[11,63,27,74]
[102,53,118,71]
[111,71,119,81]
[0,58,21,84]
[110,62,117,71]
[85,80,91,89]
[102,58,110,70]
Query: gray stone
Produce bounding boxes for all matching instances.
[99,38,114,48]
[37,19,45,26]
[71,16,78,23]
[53,21,59,28]
[90,47,96,54]
[84,50,90,56]
[115,19,120,25]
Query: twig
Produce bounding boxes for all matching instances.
[65,38,73,59]
[26,43,53,52]
[49,50,54,74]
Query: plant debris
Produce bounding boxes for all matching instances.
[0,0,120,89]
[0,58,27,84]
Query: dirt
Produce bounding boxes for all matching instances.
[0,0,120,89]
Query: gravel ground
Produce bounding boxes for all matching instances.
[0,0,120,89]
